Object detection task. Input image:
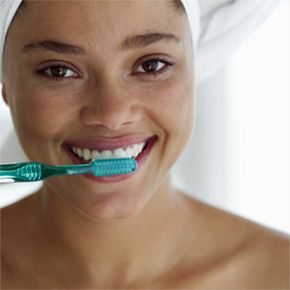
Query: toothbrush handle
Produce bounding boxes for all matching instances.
[0,162,43,182]
[42,163,91,178]
[0,162,91,182]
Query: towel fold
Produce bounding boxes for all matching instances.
[192,0,281,84]
[0,0,281,85]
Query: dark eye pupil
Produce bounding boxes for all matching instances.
[142,60,158,72]
[51,67,67,77]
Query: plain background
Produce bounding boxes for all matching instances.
[1,1,289,234]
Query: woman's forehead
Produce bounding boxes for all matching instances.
[9,0,187,53]
[17,0,183,31]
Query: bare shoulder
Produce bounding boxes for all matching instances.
[240,219,290,288]
[178,193,290,288]
[209,200,289,288]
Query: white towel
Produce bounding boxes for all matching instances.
[0,0,281,85]
[192,0,281,84]
[0,0,22,81]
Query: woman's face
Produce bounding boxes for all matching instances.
[2,0,194,219]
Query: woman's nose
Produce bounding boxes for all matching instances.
[79,81,141,131]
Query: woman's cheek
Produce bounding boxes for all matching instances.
[145,74,194,132]
[13,87,79,139]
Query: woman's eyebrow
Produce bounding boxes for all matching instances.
[120,32,180,50]
[21,32,180,55]
[22,40,86,55]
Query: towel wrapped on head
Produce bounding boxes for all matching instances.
[0,0,280,85]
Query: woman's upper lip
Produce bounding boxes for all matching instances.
[65,135,156,151]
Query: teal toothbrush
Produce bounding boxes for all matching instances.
[0,158,137,183]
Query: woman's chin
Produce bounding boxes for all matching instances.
[47,182,150,221]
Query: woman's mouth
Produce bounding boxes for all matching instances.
[71,142,146,161]
[63,136,157,182]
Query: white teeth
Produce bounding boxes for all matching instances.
[114,148,127,158]
[101,150,113,159]
[132,147,138,158]
[72,142,146,161]
[92,150,101,160]
[83,148,91,161]
[77,148,83,157]
[125,147,133,157]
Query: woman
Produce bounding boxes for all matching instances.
[1,0,289,288]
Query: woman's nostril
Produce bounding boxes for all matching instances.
[79,105,138,130]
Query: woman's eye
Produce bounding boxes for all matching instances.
[135,59,172,75]
[39,66,78,78]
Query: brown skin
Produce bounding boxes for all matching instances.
[1,1,289,289]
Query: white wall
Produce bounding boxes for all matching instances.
[174,1,290,234]
[232,0,290,233]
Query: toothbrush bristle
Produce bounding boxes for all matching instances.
[90,158,137,176]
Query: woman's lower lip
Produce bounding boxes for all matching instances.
[63,136,157,183]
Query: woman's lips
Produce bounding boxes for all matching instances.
[62,136,157,183]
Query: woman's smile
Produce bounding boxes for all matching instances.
[63,135,158,183]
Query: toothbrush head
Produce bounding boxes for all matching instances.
[90,158,137,176]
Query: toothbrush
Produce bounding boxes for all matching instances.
[0,158,137,183]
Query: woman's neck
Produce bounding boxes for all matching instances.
[32,177,200,287]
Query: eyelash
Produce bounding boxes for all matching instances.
[36,57,175,80]
[36,64,79,80]
[133,57,175,76]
